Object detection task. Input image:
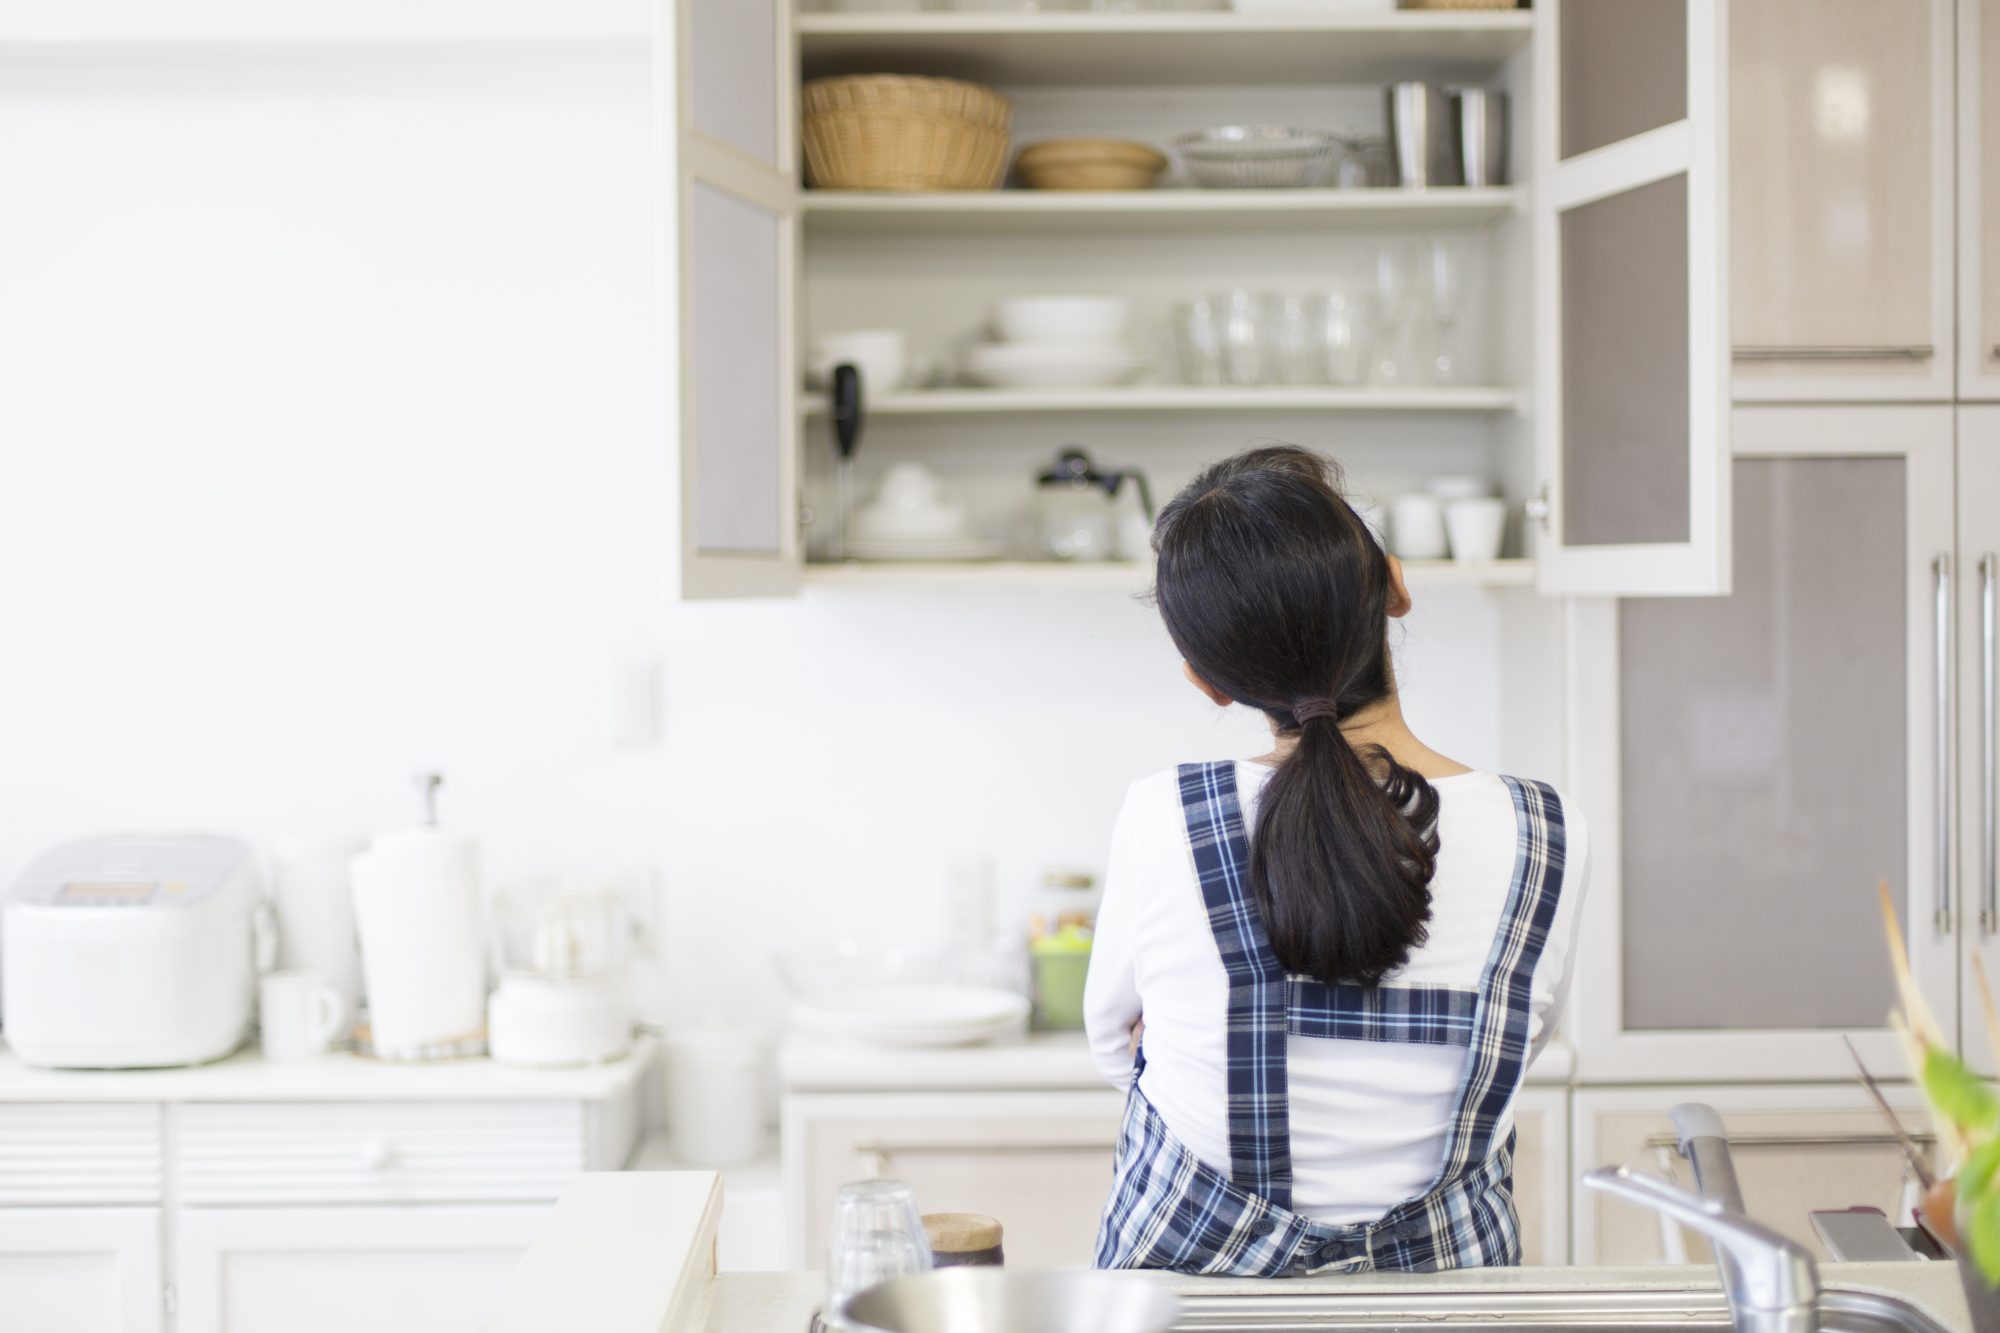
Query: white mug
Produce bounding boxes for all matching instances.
[1444,497,1508,562]
[1388,493,1448,560]
[259,970,346,1062]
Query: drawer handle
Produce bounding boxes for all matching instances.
[853,1141,1112,1161]
[1732,345,1935,362]
[359,1137,397,1171]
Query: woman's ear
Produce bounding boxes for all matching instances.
[1385,555,1413,619]
[1182,661,1234,707]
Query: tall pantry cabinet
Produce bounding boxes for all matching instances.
[1571,0,2000,1263]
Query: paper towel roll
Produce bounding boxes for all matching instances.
[349,827,487,1057]
[269,835,366,1041]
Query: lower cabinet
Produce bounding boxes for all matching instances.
[173,1205,548,1333]
[1572,1085,1939,1265]
[785,1084,1573,1269]
[1510,1088,1571,1268]
[786,1090,1125,1270]
[0,1207,162,1333]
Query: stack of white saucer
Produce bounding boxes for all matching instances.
[849,463,1001,562]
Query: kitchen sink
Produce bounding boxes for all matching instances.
[1168,1288,1952,1333]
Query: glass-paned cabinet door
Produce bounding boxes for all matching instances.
[1732,0,1954,402]
[666,0,799,598]
[1963,0,2000,399]
[1535,0,1731,596]
[1569,406,1956,1081]
[1962,407,2000,1071]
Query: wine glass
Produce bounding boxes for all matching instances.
[1271,295,1318,386]
[1429,239,1466,385]
[1217,289,1271,387]
[1318,289,1372,386]
[1371,248,1411,386]
[824,1179,932,1330]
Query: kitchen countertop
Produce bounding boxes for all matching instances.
[780,1030,1575,1092]
[495,1172,1976,1333]
[0,1034,655,1101]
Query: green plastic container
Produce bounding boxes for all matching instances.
[1030,927,1093,1031]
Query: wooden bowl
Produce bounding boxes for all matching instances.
[1014,138,1169,191]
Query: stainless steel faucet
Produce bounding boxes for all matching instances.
[1584,1164,1820,1333]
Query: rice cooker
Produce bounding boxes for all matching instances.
[2,834,270,1069]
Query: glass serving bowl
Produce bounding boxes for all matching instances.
[1173,126,1337,189]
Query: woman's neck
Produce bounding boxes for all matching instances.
[1256,694,1474,780]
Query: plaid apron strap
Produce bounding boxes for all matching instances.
[1426,776,1568,1184]
[1177,762,1293,1208]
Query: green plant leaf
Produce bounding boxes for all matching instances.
[1965,1140,2000,1201]
[1971,1189,2000,1286]
[1925,1047,2000,1134]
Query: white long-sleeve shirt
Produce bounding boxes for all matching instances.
[1083,761,1589,1225]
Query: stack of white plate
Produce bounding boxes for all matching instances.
[790,984,1031,1048]
[963,296,1148,390]
[848,462,1003,562]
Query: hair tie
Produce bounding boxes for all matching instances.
[1292,699,1341,725]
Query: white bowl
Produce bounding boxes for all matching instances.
[994,296,1131,346]
[964,342,1146,389]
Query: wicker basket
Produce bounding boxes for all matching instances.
[1015,138,1169,191]
[803,74,1012,191]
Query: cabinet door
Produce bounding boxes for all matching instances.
[1963,407,2000,1065]
[665,0,800,598]
[0,1208,160,1333]
[1570,406,1958,1081]
[174,1205,547,1333]
[1965,1,2000,399]
[1512,1089,1572,1267]
[786,1092,1124,1270]
[1574,1087,1937,1265]
[1731,0,1954,402]
[1534,0,1731,596]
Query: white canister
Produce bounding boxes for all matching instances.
[662,1027,769,1167]
[1387,493,1448,560]
[268,835,365,1042]
[1444,497,1508,562]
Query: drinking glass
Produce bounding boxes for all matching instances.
[1371,249,1411,386]
[1318,290,1372,386]
[1271,295,1318,386]
[1429,239,1466,385]
[1217,289,1270,387]
[825,1179,932,1329]
[1173,298,1224,386]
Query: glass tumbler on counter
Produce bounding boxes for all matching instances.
[1173,298,1224,386]
[825,1179,933,1330]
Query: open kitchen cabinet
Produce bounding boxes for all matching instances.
[662,0,1740,605]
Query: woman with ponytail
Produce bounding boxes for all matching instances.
[1086,446,1588,1276]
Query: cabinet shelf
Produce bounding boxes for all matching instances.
[803,386,1524,416]
[802,186,1521,235]
[803,558,1534,591]
[797,10,1535,86]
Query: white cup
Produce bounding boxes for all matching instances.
[1388,493,1448,560]
[1444,497,1508,562]
[810,329,907,394]
[259,970,347,1062]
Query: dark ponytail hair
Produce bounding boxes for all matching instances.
[1152,446,1440,987]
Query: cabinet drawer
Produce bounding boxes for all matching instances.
[177,1101,586,1205]
[0,1103,163,1205]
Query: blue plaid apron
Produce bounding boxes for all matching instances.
[1093,762,1568,1277]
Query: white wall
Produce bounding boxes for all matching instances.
[0,44,1545,1035]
